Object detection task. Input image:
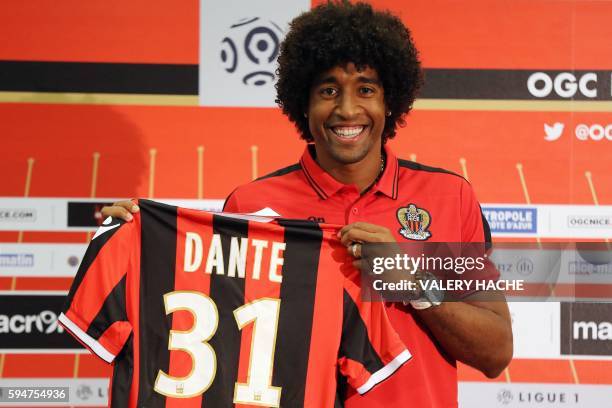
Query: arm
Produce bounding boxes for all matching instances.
[339,222,513,378]
[414,292,512,378]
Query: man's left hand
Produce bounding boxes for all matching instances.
[338,222,397,270]
[338,222,396,250]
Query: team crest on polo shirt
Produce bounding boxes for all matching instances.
[397,204,432,240]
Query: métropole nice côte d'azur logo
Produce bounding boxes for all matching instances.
[482,207,537,234]
[396,204,432,241]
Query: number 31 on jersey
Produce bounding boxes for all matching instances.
[154,291,282,406]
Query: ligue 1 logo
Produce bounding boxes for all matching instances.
[199,1,309,106]
[497,389,513,405]
[220,17,283,87]
[76,384,93,401]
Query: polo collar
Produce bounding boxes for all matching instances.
[299,144,399,200]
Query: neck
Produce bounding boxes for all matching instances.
[314,147,385,193]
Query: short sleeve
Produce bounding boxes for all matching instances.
[460,178,491,245]
[58,216,135,363]
[222,189,240,212]
[456,179,499,294]
[337,277,411,395]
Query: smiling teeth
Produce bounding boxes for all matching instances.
[333,126,364,138]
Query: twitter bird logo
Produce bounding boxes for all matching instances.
[544,123,564,141]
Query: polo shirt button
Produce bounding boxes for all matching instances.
[352,208,359,214]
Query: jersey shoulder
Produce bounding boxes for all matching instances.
[397,159,464,180]
[256,163,302,181]
[396,158,472,193]
[223,163,303,212]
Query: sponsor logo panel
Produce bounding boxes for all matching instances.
[0,254,34,268]
[482,205,611,239]
[539,205,612,239]
[0,294,83,352]
[567,215,612,229]
[0,209,36,223]
[199,0,310,107]
[561,303,612,356]
[460,382,612,407]
[552,213,612,238]
[0,244,86,277]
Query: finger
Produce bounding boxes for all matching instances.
[340,229,382,246]
[339,222,388,236]
[339,225,392,245]
[112,200,139,213]
[101,205,134,222]
[347,243,362,259]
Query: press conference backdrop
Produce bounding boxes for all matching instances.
[1,0,611,406]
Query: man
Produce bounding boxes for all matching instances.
[104,2,512,407]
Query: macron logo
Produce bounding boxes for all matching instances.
[544,122,564,141]
[92,216,120,240]
[573,320,612,341]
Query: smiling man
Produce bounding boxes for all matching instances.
[306,63,387,190]
[223,5,512,406]
[104,2,512,407]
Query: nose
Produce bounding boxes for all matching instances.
[335,92,360,119]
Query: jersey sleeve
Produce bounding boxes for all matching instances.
[460,178,492,245]
[337,275,411,395]
[58,215,136,364]
[456,179,499,295]
[222,188,241,212]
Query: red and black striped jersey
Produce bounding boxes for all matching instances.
[59,199,411,408]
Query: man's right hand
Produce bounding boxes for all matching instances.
[101,200,139,222]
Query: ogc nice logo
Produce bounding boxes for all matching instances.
[397,204,431,241]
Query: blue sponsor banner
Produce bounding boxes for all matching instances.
[482,207,537,234]
[0,254,34,268]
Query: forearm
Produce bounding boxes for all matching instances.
[415,299,513,378]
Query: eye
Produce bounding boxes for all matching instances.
[359,86,376,95]
[319,87,337,97]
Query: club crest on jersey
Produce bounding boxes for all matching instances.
[397,204,432,241]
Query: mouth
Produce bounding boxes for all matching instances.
[328,125,367,141]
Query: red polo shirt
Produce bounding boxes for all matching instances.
[223,145,491,408]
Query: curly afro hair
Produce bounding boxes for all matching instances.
[275,1,422,142]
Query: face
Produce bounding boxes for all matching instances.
[307,63,386,168]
